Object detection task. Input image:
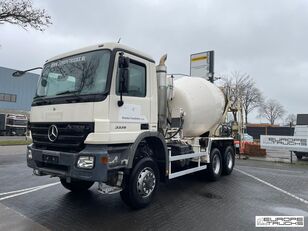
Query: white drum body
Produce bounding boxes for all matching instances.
[169,77,226,137]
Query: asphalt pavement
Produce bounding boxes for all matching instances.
[0,146,307,231]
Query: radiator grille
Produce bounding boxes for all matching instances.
[30,122,94,152]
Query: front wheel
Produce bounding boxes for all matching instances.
[120,157,159,209]
[60,178,94,192]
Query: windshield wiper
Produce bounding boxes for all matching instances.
[56,90,84,103]
[32,96,50,105]
[56,90,80,96]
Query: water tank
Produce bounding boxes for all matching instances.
[169,76,226,137]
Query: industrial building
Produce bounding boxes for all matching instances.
[0,66,39,113]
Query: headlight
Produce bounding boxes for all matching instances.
[27,149,33,159]
[77,156,94,169]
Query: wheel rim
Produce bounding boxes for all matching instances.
[136,167,156,198]
[212,154,221,174]
[226,151,233,169]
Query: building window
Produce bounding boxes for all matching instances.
[10,94,17,102]
[0,93,17,103]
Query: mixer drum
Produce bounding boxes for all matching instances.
[169,76,226,137]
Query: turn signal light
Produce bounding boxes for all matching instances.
[100,156,108,165]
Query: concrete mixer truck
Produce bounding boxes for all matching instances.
[14,43,235,209]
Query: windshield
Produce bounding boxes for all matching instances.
[36,50,110,97]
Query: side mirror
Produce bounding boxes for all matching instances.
[119,68,129,94]
[119,54,130,69]
[12,70,26,77]
[41,78,48,87]
[118,54,130,107]
[12,67,43,77]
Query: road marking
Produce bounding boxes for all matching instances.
[0,182,60,201]
[0,184,53,196]
[235,168,308,205]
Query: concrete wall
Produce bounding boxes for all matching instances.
[0,66,39,111]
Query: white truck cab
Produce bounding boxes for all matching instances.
[31,43,157,144]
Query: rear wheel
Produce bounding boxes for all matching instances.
[60,178,94,192]
[222,146,235,175]
[120,157,159,209]
[206,148,222,181]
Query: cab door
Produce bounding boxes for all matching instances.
[108,51,151,143]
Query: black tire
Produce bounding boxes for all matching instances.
[295,152,303,160]
[222,146,235,175]
[120,157,159,209]
[206,148,222,181]
[60,178,94,192]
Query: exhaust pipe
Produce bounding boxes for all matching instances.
[156,54,168,130]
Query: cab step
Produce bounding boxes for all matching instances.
[98,183,122,194]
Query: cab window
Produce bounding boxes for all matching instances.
[116,60,146,97]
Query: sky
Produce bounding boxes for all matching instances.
[0,0,307,123]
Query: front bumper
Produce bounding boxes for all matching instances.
[27,144,112,182]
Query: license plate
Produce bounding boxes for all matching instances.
[42,154,59,164]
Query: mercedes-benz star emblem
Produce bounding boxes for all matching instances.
[48,125,58,142]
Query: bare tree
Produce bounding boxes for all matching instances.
[222,71,263,123]
[0,0,52,31]
[258,99,285,125]
[285,113,296,127]
[222,72,247,122]
[242,82,263,124]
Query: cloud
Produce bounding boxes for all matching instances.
[1,0,307,122]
